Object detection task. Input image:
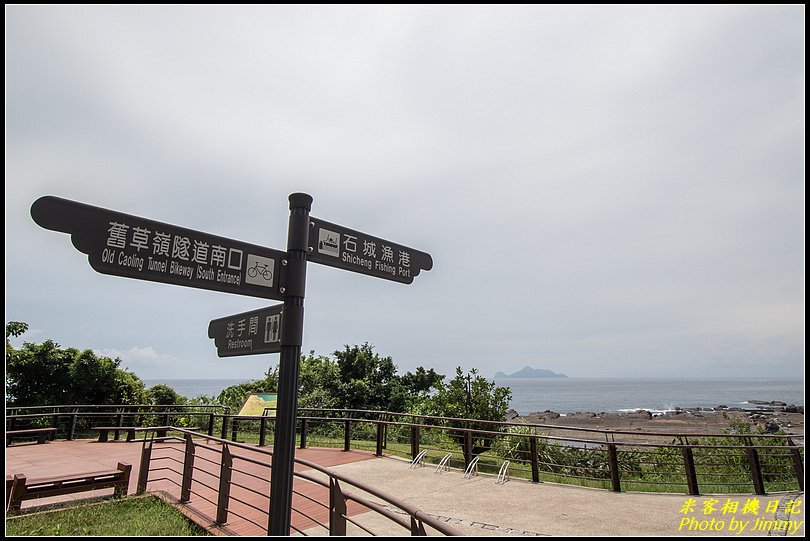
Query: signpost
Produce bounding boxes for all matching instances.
[268,193,310,535]
[31,192,432,536]
[208,304,283,357]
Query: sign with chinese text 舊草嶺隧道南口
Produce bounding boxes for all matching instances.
[306,216,432,284]
[208,304,283,357]
[30,196,287,300]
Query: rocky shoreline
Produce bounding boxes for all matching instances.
[509,400,805,436]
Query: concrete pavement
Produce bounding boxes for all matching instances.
[317,455,805,537]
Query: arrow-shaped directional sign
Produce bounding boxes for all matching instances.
[208,304,284,357]
[307,216,432,284]
[30,196,287,300]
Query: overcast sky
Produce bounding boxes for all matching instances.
[5,6,805,382]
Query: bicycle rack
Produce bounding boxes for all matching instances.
[409,449,428,470]
[496,461,511,485]
[463,456,480,479]
[434,453,452,475]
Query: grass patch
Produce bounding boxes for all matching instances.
[6,496,209,536]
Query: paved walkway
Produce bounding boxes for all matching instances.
[327,457,805,536]
[5,439,804,536]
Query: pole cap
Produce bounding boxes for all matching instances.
[289,193,313,211]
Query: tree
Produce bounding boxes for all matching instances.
[209,344,443,415]
[5,321,28,343]
[6,334,74,406]
[216,368,279,413]
[389,366,444,412]
[69,349,144,405]
[5,321,147,406]
[297,352,340,409]
[420,367,512,456]
[332,343,400,412]
[147,384,184,406]
[295,346,443,413]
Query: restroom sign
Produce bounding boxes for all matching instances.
[208,304,284,357]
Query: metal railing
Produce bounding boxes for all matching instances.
[135,426,460,536]
[7,405,804,496]
[294,409,804,496]
[5,404,229,441]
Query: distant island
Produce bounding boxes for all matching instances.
[494,366,568,379]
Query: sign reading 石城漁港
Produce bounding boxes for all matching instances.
[208,304,283,357]
[307,216,433,284]
[30,196,286,300]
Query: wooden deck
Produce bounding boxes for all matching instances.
[5,438,378,535]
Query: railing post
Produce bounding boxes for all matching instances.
[681,446,700,496]
[67,413,78,440]
[180,433,196,503]
[50,413,61,437]
[231,418,239,442]
[137,440,153,495]
[343,419,351,452]
[411,425,420,460]
[115,412,124,441]
[259,417,268,447]
[216,445,233,525]
[606,443,621,492]
[410,516,428,535]
[329,478,347,536]
[115,462,132,498]
[207,413,216,437]
[463,431,473,469]
[382,414,388,450]
[162,412,170,427]
[8,474,27,512]
[375,421,384,457]
[300,418,308,449]
[220,415,229,440]
[787,438,804,490]
[530,436,540,483]
[745,437,765,495]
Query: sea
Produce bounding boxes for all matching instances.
[144,377,804,416]
[143,379,250,400]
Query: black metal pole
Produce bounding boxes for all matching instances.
[268,192,312,536]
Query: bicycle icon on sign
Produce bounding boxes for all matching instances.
[245,254,275,288]
[248,262,274,281]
